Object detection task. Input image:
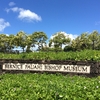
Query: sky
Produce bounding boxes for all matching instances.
[0,0,100,40]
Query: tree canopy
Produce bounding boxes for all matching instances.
[0,30,100,53]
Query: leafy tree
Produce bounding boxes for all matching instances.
[7,34,15,53]
[88,31,100,50]
[26,34,34,52]
[71,32,91,51]
[49,32,71,51]
[64,45,74,52]
[79,33,91,49]
[96,34,100,50]
[31,32,48,51]
[0,34,9,53]
[71,36,81,51]
[14,31,27,52]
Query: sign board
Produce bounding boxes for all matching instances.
[3,63,90,73]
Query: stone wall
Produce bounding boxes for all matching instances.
[0,59,100,77]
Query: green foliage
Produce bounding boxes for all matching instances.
[31,32,48,51]
[0,73,100,100]
[71,31,100,50]
[49,32,71,50]
[88,30,100,50]
[64,45,74,52]
[14,31,28,52]
[0,50,100,61]
[1,30,100,53]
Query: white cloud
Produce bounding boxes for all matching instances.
[50,31,78,40]
[18,9,42,22]
[9,2,16,6]
[6,34,9,36]
[0,18,10,32]
[67,34,78,40]
[11,7,23,12]
[6,7,42,22]
[60,32,78,40]
[5,8,10,13]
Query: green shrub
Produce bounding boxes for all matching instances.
[0,73,100,100]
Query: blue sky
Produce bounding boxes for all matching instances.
[0,0,100,39]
